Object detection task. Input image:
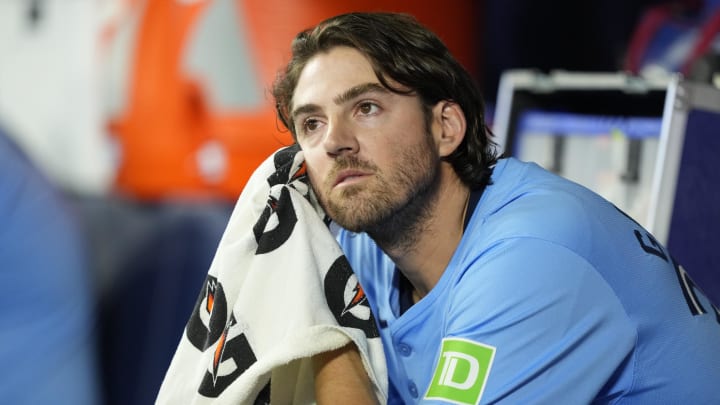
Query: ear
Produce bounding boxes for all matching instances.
[430,101,466,158]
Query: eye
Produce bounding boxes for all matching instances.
[301,118,322,134]
[357,101,380,116]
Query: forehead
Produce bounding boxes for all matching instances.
[292,46,379,109]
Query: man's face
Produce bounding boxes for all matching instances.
[291,46,441,233]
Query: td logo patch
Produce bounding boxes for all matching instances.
[425,338,496,405]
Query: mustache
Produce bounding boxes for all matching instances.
[328,155,378,178]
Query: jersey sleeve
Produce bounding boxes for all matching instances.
[436,237,637,404]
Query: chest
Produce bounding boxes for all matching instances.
[378,293,451,403]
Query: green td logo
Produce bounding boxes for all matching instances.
[425,338,496,405]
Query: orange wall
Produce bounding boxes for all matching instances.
[112,0,478,200]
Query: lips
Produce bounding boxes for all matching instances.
[333,169,370,188]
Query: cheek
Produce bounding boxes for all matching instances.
[369,139,402,167]
[300,146,321,171]
[303,159,327,191]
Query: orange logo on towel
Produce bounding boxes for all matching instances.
[342,283,368,317]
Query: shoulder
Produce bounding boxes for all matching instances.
[439,238,637,403]
[470,158,637,264]
[448,237,630,328]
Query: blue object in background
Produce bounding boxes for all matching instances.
[667,108,720,306]
[0,127,101,404]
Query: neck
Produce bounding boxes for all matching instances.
[371,164,470,299]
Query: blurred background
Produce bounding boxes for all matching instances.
[1,0,718,404]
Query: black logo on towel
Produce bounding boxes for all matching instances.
[187,275,228,351]
[198,314,258,397]
[253,186,298,254]
[186,275,264,398]
[266,144,307,187]
[324,256,380,338]
[252,144,311,254]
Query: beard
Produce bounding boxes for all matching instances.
[314,132,442,252]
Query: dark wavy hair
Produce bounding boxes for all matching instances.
[272,12,497,190]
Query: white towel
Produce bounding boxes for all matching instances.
[156,145,388,404]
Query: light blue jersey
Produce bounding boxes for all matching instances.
[338,158,720,404]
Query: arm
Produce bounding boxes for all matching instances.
[313,343,378,405]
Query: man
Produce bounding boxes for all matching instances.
[273,12,720,404]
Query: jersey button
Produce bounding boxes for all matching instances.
[408,381,419,398]
[398,343,412,356]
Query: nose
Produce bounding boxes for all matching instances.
[323,119,358,157]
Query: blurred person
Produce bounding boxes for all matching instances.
[0,126,101,404]
[271,12,720,403]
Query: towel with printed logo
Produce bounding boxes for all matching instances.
[156,144,388,404]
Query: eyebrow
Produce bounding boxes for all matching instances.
[333,82,389,105]
[291,82,390,123]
